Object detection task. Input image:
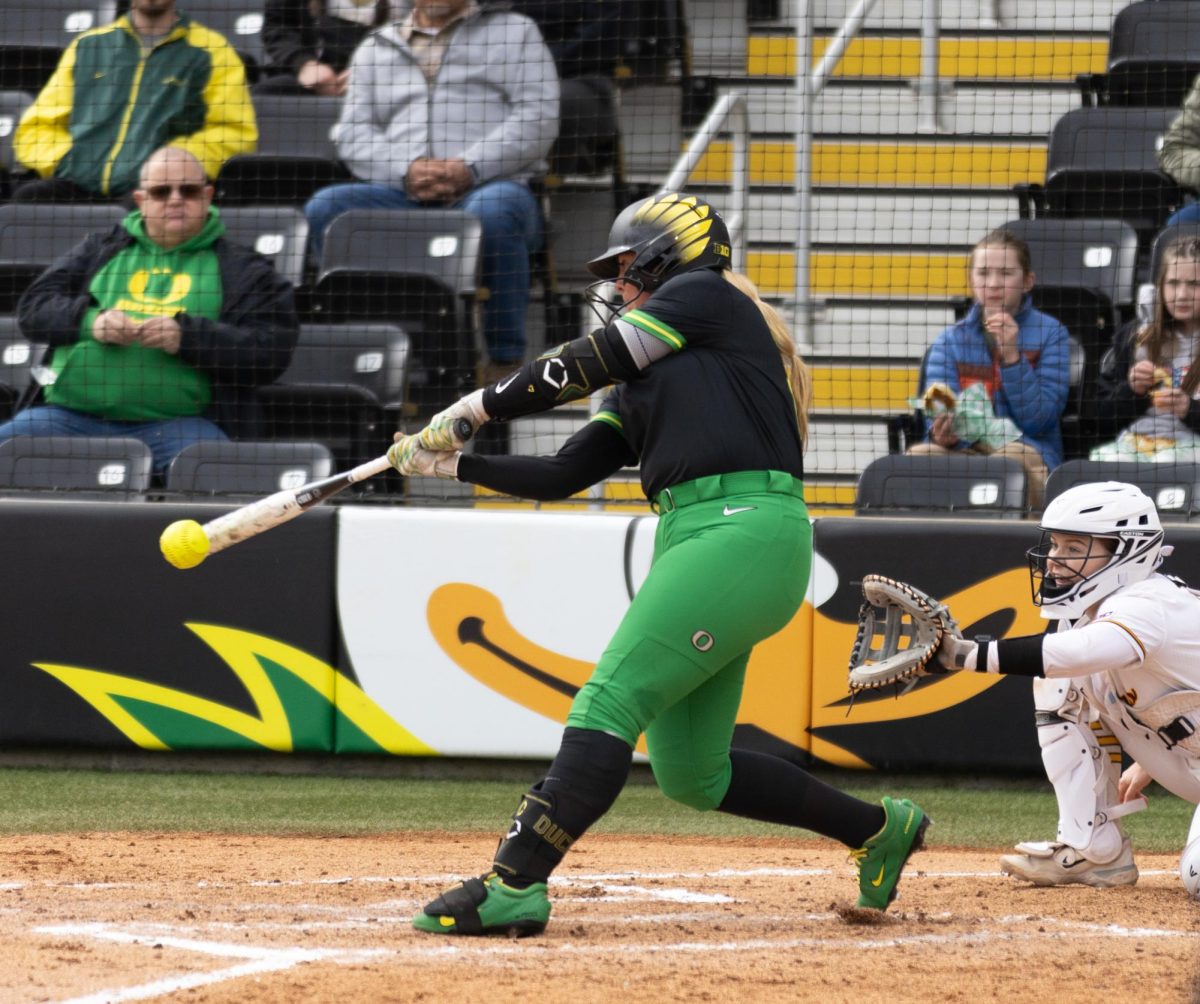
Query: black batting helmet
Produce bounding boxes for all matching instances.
[585,192,732,292]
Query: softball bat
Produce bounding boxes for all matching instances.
[159,418,473,569]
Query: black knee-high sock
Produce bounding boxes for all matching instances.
[717,749,885,848]
[493,726,633,886]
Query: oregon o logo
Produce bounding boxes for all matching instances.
[691,630,714,652]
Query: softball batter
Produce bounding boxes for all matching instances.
[389,192,929,936]
[937,481,1200,896]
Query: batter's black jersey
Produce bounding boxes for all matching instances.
[458,268,806,502]
[595,269,805,498]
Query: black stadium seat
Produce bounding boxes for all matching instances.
[1044,459,1200,521]
[257,321,411,471]
[1015,108,1186,249]
[165,439,333,498]
[856,455,1029,518]
[216,205,309,287]
[0,314,46,419]
[1079,0,1200,108]
[0,203,125,312]
[0,1,113,94]
[0,434,153,499]
[311,209,482,410]
[214,93,351,207]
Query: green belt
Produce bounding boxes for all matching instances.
[653,470,806,513]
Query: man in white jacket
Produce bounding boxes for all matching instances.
[305,0,559,378]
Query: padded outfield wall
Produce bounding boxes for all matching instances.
[3,501,1198,772]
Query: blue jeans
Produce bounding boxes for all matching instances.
[0,405,228,476]
[304,179,541,365]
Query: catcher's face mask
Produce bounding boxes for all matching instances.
[1027,531,1124,617]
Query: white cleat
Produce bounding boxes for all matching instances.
[1000,838,1138,888]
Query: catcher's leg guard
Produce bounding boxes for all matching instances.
[1029,677,1125,862]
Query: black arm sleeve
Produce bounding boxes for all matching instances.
[481,328,639,422]
[977,635,1046,677]
[456,418,635,501]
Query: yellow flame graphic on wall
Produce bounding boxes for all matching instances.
[34,623,433,754]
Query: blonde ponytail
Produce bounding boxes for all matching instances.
[723,270,811,446]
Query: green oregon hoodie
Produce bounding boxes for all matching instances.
[47,208,225,421]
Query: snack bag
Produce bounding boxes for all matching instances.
[950,382,1022,450]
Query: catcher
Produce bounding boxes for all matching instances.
[851,481,1200,897]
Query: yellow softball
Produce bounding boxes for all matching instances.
[159,519,210,570]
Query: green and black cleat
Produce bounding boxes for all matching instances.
[413,872,551,937]
[850,795,930,910]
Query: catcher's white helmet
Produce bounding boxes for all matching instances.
[1028,481,1164,619]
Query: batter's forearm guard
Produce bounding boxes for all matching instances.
[482,329,635,421]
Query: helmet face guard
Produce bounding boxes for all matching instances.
[1028,482,1165,619]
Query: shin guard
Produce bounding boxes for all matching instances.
[492,727,632,885]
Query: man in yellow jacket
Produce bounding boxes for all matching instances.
[13,0,257,202]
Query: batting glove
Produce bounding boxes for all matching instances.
[418,389,489,451]
[388,434,461,479]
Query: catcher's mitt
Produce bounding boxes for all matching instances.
[847,575,961,693]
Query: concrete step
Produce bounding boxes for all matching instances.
[743,33,1106,81]
[755,0,1126,34]
[725,81,1077,139]
[704,191,1018,247]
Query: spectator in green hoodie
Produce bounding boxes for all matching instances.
[0,147,298,475]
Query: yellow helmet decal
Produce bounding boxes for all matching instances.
[633,194,715,264]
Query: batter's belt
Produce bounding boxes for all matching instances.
[653,470,806,513]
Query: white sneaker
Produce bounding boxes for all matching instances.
[999,838,1138,888]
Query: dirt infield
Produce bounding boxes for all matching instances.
[2,832,1198,1004]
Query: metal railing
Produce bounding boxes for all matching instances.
[658,0,947,350]
[657,91,751,274]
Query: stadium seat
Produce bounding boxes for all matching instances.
[999,218,1140,458]
[855,454,1029,519]
[0,1,115,94]
[165,439,333,498]
[256,321,410,471]
[1078,0,1200,108]
[0,434,152,499]
[311,209,482,411]
[0,203,125,312]
[214,93,351,207]
[216,205,308,287]
[1014,108,1186,249]
[0,90,34,200]
[0,314,46,419]
[1043,459,1200,520]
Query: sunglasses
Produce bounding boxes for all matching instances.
[143,183,207,201]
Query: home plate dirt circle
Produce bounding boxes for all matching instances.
[1,832,1197,1003]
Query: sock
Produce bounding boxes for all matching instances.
[718,748,885,848]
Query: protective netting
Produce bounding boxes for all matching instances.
[0,0,1199,516]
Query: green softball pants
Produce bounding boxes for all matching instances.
[566,470,812,811]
